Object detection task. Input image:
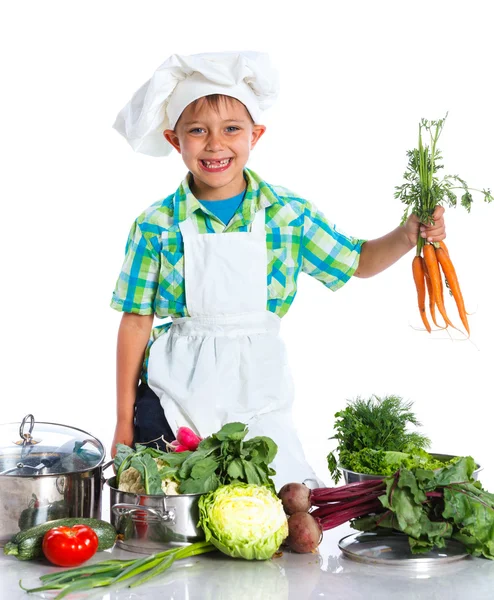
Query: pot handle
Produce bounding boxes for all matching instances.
[101,460,115,484]
[112,503,175,524]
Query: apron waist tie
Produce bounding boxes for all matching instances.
[170,310,280,336]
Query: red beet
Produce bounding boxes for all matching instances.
[278,483,311,515]
[279,479,387,542]
[286,512,323,553]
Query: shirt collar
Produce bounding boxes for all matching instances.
[172,168,281,226]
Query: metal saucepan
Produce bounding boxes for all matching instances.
[106,476,204,554]
[0,415,113,546]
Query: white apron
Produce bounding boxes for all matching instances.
[148,208,321,489]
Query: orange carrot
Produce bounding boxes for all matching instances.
[439,240,450,256]
[438,241,452,298]
[422,259,444,329]
[422,244,456,329]
[412,255,431,333]
[435,247,470,335]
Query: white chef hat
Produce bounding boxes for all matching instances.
[113,51,280,157]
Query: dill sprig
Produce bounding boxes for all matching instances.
[327,395,430,483]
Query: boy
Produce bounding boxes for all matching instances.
[110,52,445,487]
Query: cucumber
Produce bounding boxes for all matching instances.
[3,518,117,561]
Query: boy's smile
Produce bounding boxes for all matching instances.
[199,157,233,172]
[163,96,266,200]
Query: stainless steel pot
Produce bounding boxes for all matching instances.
[340,453,483,484]
[106,476,204,554]
[0,415,112,546]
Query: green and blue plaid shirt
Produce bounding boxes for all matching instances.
[111,168,365,379]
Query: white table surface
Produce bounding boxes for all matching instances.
[2,485,494,600]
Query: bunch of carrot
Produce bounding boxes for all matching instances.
[412,241,469,335]
[395,113,493,337]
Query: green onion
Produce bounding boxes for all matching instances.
[129,542,215,589]
[20,542,216,598]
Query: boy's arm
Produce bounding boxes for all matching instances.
[111,312,154,458]
[354,206,446,278]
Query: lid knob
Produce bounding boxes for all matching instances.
[16,414,40,446]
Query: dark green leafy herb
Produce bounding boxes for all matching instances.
[327,395,430,483]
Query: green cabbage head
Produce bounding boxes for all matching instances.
[198,483,288,560]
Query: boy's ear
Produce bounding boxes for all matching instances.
[250,124,266,149]
[163,129,181,153]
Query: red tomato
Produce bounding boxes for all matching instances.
[42,525,98,567]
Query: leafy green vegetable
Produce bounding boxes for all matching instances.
[214,422,248,441]
[198,483,288,560]
[115,443,185,494]
[130,453,163,495]
[175,422,277,494]
[134,443,167,458]
[352,457,494,559]
[394,114,493,256]
[114,423,277,496]
[340,447,455,477]
[327,395,430,482]
[114,444,135,484]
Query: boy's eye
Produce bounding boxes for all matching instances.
[188,126,240,134]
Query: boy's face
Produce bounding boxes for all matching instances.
[164,97,266,200]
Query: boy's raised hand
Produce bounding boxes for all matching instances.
[404,205,446,247]
[356,205,446,278]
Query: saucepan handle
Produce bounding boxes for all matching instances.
[112,503,175,524]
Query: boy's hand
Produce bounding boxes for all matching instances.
[404,205,446,247]
[111,422,134,459]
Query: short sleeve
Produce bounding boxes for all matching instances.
[110,220,160,314]
[302,201,365,290]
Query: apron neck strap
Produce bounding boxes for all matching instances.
[251,207,266,234]
[179,217,197,237]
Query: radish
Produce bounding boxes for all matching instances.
[169,440,190,453]
[176,427,202,451]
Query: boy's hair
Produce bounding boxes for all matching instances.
[176,94,255,127]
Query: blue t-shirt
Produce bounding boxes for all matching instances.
[199,190,245,225]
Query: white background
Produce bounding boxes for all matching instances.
[1,1,492,488]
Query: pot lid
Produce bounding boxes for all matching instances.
[0,414,105,476]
